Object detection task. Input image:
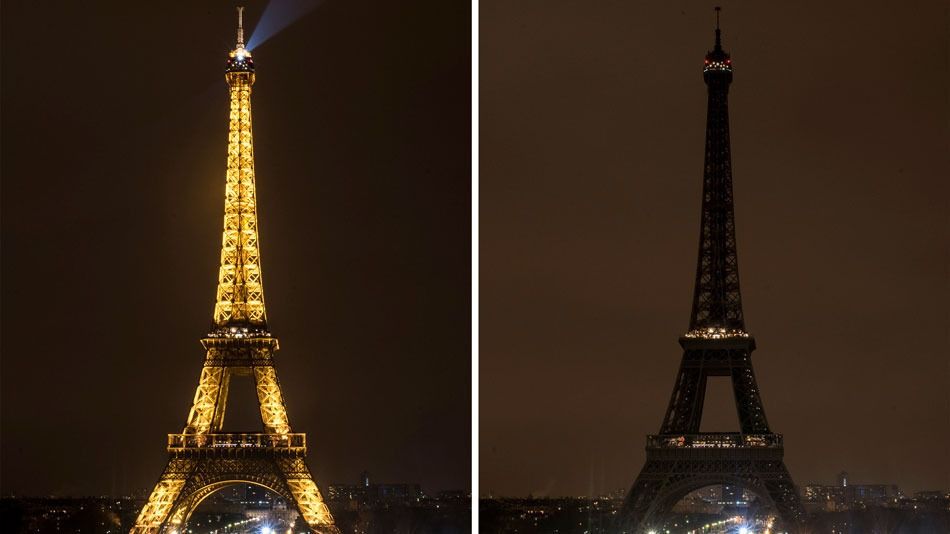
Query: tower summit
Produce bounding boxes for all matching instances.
[215,5,263,334]
[618,10,806,532]
[227,6,253,74]
[131,8,338,533]
[689,5,742,339]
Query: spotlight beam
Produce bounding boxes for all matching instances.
[246,0,324,51]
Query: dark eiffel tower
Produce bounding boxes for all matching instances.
[618,10,806,533]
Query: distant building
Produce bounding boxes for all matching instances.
[837,471,849,488]
[0,497,140,533]
[803,472,901,511]
[853,484,899,505]
[437,490,470,502]
[327,473,423,510]
[245,484,274,506]
[671,484,752,514]
[720,484,743,506]
[244,497,299,526]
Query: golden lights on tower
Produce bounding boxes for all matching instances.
[130,8,337,533]
[684,327,749,339]
[215,4,265,329]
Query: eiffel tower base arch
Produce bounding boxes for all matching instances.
[618,446,805,534]
[132,447,338,534]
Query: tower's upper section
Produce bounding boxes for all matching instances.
[226,6,255,76]
[686,8,746,340]
[211,6,268,337]
[702,7,733,85]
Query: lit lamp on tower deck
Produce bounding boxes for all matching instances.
[130,8,338,533]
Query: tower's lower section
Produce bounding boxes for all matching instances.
[131,433,338,534]
[618,433,805,533]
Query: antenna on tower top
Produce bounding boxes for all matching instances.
[236,6,245,48]
[713,6,722,50]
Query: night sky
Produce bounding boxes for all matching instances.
[1,1,470,496]
[480,1,948,497]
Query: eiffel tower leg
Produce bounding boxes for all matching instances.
[184,365,228,434]
[618,457,673,533]
[660,364,707,434]
[129,458,196,534]
[730,356,770,434]
[279,456,339,533]
[254,365,291,434]
[164,480,233,530]
[759,460,807,532]
[210,368,231,431]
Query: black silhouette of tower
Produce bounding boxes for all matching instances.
[618,10,805,533]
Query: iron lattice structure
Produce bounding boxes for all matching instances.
[618,16,806,533]
[131,9,337,534]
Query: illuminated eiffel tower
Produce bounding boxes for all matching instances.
[618,10,805,533]
[131,9,337,533]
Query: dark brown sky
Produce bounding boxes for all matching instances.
[480,1,948,497]
[1,1,470,495]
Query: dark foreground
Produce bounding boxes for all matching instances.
[0,495,471,534]
[479,497,950,534]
